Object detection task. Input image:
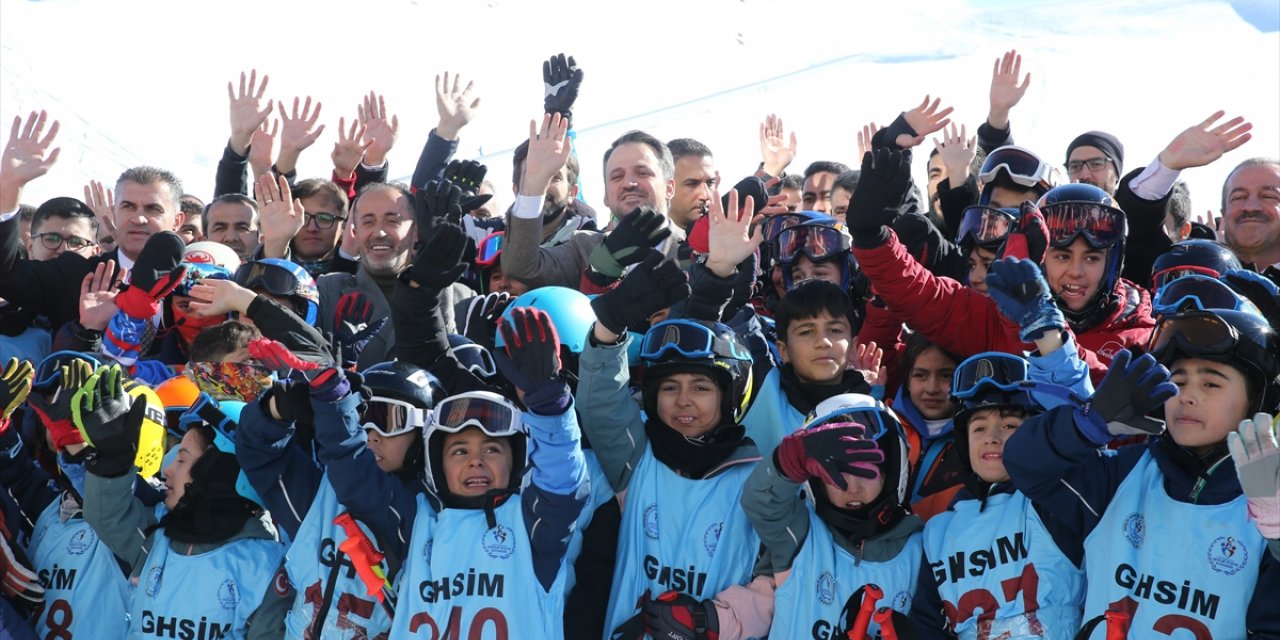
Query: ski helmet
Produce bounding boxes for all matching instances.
[1150,239,1242,292]
[1149,309,1280,414]
[422,391,528,510]
[640,319,755,424]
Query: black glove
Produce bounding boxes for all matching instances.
[642,590,719,640]
[263,378,314,426]
[542,53,584,125]
[115,231,187,319]
[720,176,768,217]
[495,307,571,414]
[406,221,468,290]
[0,357,33,422]
[589,207,672,279]
[333,291,388,367]
[591,251,690,335]
[462,292,513,348]
[443,159,493,212]
[412,180,465,244]
[71,365,144,478]
[848,149,910,248]
[1075,349,1179,446]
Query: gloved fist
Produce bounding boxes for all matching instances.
[1075,350,1178,446]
[495,307,570,414]
[462,292,513,348]
[1227,413,1280,539]
[72,365,144,478]
[999,200,1049,265]
[985,257,1065,342]
[542,53,584,124]
[27,359,94,450]
[774,422,885,489]
[115,232,187,319]
[847,148,910,245]
[591,251,690,335]
[443,159,494,212]
[406,220,468,290]
[248,337,346,399]
[0,357,34,422]
[641,590,720,640]
[590,207,672,279]
[263,379,314,426]
[334,291,388,367]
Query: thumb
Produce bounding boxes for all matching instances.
[125,395,148,433]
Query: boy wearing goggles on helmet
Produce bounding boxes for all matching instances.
[743,394,922,639]
[1004,308,1280,638]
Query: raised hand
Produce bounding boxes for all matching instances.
[412,180,465,241]
[999,200,1049,265]
[759,113,797,178]
[79,260,121,331]
[589,207,672,279]
[405,219,468,290]
[988,50,1030,129]
[1158,111,1253,171]
[462,292,513,346]
[443,159,493,212]
[334,291,388,367]
[1075,350,1178,445]
[857,122,881,159]
[774,422,885,489]
[247,117,280,180]
[495,307,566,409]
[73,365,147,478]
[518,112,571,196]
[590,252,690,339]
[255,171,305,253]
[27,359,93,451]
[1227,413,1280,540]
[331,116,371,179]
[0,358,34,424]
[276,96,325,174]
[932,123,977,185]
[984,257,1064,342]
[186,278,257,318]
[850,339,886,387]
[847,149,910,244]
[542,53,584,125]
[83,180,117,242]
[435,72,481,140]
[897,96,954,149]
[706,188,763,277]
[359,91,399,167]
[113,232,187,320]
[0,111,60,212]
[227,69,273,155]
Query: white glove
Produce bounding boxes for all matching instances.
[1227,412,1280,540]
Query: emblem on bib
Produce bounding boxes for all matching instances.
[1206,536,1248,575]
[644,504,660,540]
[482,524,515,560]
[66,528,93,555]
[217,579,240,610]
[1122,513,1144,548]
[892,590,912,611]
[816,571,837,605]
[703,522,723,557]
[145,567,163,597]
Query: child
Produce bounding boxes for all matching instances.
[1004,308,1280,637]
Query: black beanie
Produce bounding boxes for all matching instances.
[1066,131,1124,175]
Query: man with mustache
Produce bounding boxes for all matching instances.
[1220,157,1280,275]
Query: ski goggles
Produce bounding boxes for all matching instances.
[185,361,274,403]
[33,351,102,390]
[450,342,498,379]
[363,397,432,438]
[952,352,1031,399]
[1148,311,1272,364]
[431,392,524,438]
[978,146,1055,189]
[476,232,504,268]
[1153,275,1257,317]
[175,262,232,297]
[759,213,808,244]
[233,261,315,301]
[1151,265,1225,292]
[775,224,852,264]
[806,406,892,440]
[179,393,239,440]
[640,320,751,363]
[1042,202,1126,248]
[956,205,1018,246]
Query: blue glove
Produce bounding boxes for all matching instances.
[985,257,1065,342]
[1074,350,1179,446]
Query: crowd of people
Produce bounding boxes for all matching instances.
[0,49,1277,639]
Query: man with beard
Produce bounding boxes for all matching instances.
[509,138,596,247]
[1220,157,1280,275]
[666,138,718,230]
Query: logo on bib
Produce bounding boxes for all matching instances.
[1207,536,1248,575]
[892,590,912,611]
[482,525,515,560]
[816,571,836,605]
[217,579,240,610]
[66,528,93,555]
[644,504,660,540]
[422,539,434,563]
[702,522,723,557]
[1122,513,1144,548]
[145,567,163,598]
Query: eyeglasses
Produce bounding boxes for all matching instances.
[1041,202,1126,248]
[476,232,504,268]
[775,224,852,264]
[1066,157,1112,175]
[979,146,1055,189]
[1153,275,1257,317]
[304,212,347,230]
[430,392,524,438]
[640,319,751,363]
[35,232,96,251]
[952,352,1031,399]
[364,397,431,438]
[956,205,1018,246]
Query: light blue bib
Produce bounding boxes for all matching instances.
[30,496,130,640]
[740,368,806,455]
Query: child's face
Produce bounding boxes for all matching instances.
[778,311,852,384]
[656,373,723,438]
[366,429,417,474]
[162,430,206,510]
[1044,237,1107,312]
[1165,357,1252,451]
[821,472,885,510]
[789,255,843,289]
[908,347,957,420]
[967,245,998,295]
[967,408,1023,483]
[441,427,513,497]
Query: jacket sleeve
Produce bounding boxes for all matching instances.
[521,404,589,592]
[391,280,451,372]
[0,216,90,331]
[234,398,322,542]
[0,428,58,530]
[1027,332,1094,402]
[976,121,1012,154]
[410,129,459,191]
[669,260,736,323]
[909,549,955,640]
[502,198,597,289]
[82,471,159,576]
[1002,406,1143,540]
[938,176,980,241]
[710,575,776,640]
[312,390,419,566]
[740,457,810,575]
[354,161,389,194]
[247,573,291,640]
[214,141,250,197]
[244,295,330,363]
[575,336,648,494]
[1114,168,1174,290]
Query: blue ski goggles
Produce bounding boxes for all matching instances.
[33,351,102,391]
[952,352,1032,399]
[640,320,751,363]
[957,205,1018,246]
[1153,275,1258,317]
[806,406,893,440]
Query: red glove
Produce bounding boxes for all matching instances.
[248,338,321,373]
[999,200,1049,264]
[773,422,884,489]
[114,265,188,319]
[27,361,94,450]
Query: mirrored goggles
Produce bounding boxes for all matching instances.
[185,362,274,403]
[760,213,808,243]
[978,146,1054,188]
[431,392,523,438]
[476,232,504,268]
[775,225,852,264]
[1148,312,1256,361]
[175,262,232,297]
[1042,202,1126,248]
[957,206,1018,246]
[1153,275,1258,317]
[234,262,303,297]
[1151,265,1224,292]
[953,352,1031,399]
[640,320,750,363]
[363,397,431,438]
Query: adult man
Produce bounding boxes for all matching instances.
[1220,157,1280,271]
[203,193,260,262]
[509,139,594,247]
[178,194,205,243]
[667,138,718,229]
[800,160,849,214]
[27,197,99,261]
[1064,131,1124,195]
[828,170,860,223]
[257,177,357,276]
